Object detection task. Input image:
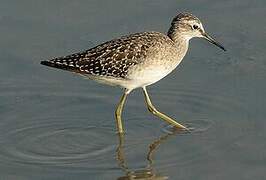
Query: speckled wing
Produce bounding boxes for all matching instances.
[40,32,161,79]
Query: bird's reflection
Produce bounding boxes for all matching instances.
[116,129,184,180]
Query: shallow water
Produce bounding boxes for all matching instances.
[1,0,266,179]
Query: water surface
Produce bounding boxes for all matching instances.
[1,0,266,179]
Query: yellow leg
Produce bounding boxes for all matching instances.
[115,89,130,134]
[142,87,189,131]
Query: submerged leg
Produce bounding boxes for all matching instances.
[142,87,189,130]
[115,89,130,134]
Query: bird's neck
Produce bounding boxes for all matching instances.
[172,35,189,47]
[169,33,189,54]
[167,31,190,62]
[167,26,191,45]
[167,31,190,44]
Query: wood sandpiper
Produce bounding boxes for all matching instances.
[41,12,226,134]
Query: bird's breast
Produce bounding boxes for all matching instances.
[124,38,189,88]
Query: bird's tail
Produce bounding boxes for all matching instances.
[40,59,79,72]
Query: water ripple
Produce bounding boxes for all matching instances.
[0,118,117,170]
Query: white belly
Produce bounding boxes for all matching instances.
[124,61,180,90]
[82,63,177,91]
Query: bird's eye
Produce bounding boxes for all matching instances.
[192,25,199,30]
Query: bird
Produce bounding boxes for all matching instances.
[41,12,226,134]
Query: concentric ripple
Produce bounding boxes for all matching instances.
[0,118,117,170]
[0,80,251,175]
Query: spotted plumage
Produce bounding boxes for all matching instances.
[41,12,225,133]
[41,31,169,79]
[41,12,225,90]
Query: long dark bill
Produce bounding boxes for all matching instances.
[203,33,226,51]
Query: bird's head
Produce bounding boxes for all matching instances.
[167,12,226,51]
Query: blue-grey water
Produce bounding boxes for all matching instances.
[1,0,266,179]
